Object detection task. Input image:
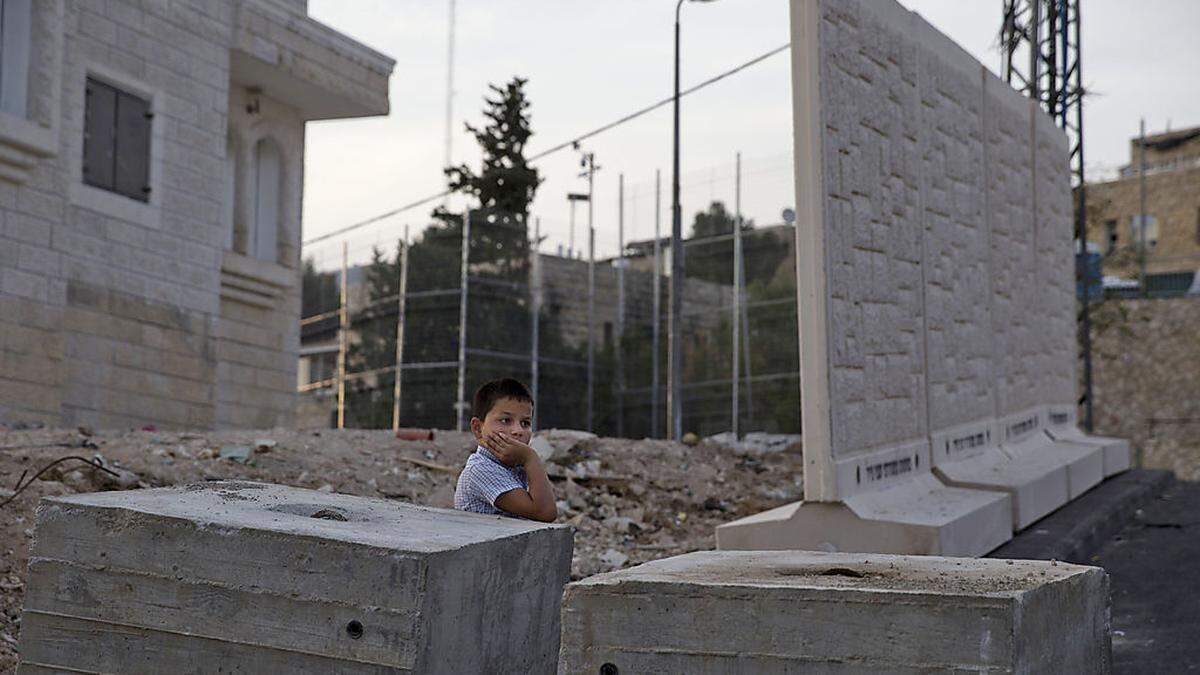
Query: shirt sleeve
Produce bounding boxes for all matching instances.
[470,462,526,507]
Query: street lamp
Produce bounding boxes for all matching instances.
[669,0,717,441]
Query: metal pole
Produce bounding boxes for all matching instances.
[531,217,541,430]
[616,173,626,438]
[1028,0,1041,102]
[456,210,470,431]
[586,154,596,433]
[652,169,662,439]
[732,153,741,438]
[669,0,685,440]
[391,228,409,432]
[1075,0,1093,433]
[336,241,348,429]
[740,232,755,431]
[442,0,456,207]
[1138,118,1148,297]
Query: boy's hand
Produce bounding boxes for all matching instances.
[484,431,535,467]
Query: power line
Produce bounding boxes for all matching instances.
[302,42,791,248]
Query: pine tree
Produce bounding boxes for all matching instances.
[432,76,541,279]
[344,77,550,429]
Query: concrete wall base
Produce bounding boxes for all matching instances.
[937,437,1104,530]
[559,550,1112,674]
[716,475,1011,556]
[1047,428,1133,477]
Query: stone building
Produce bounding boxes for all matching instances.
[1082,125,1200,283]
[0,1,392,429]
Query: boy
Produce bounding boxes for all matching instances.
[454,378,557,522]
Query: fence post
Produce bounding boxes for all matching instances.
[652,169,662,439]
[616,174,626,438]
[456,211,470,431]
[337,241,348,429]
[391,229,409,432]
[531,217,541,431]
[586,163,595,433]
[732,153,742,438]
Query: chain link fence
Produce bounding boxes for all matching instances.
[300,160,800,439]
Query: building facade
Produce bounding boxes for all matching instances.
[1082,126,1200,284]
[0,0,392,429]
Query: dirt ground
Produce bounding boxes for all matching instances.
[0,426,804,671]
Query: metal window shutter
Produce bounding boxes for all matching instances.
[83,79,116,191]
[0,0,33,117]
[114,90,151,202]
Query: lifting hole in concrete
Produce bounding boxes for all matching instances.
[600,663,619,675]
[266,503,355,521]
[311,508,348,521]
[346,620,364,639]
[776,566,868,579]
[819,567,867,578]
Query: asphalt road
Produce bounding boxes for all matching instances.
[1095,479,1200,673]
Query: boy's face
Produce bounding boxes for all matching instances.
[471,397,533,448]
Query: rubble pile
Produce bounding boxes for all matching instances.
[0,425,804,670]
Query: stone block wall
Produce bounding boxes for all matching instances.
[538,254,733,351]
[1083,167,1200,278]
[795,0,1075,498]
[0,0,237,429]
[1089,297,1200,480]
[0,0,391,430]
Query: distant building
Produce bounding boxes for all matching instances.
[294,243,748,427]
[1081,125,1200,292]
[0,1,392,428]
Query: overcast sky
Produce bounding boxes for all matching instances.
[301,0,1200,270]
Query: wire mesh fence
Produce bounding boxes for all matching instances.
[299,161,800,439]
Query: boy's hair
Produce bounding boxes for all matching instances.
[472,378,533,420]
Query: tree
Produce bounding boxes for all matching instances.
[683,201,787,288]
[432,77,541,279]
[301,256,339,320]
[345,76,559,429]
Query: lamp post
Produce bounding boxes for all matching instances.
[669,0,717,441]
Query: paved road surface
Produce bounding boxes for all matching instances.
[1095,480,1200,673]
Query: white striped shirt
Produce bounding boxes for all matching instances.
[454,446,528,516]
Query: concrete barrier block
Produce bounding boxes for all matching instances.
[717,474,1012,556]
[18,481,573,674]
[559,550,1111,674]
[1046,428,1132,478]
[937,447,1071,531]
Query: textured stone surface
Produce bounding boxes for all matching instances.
[985,79,1041,419]
[1085,297,1200,480]
[1033,112,1078,406]
[819,0,928,456]
[559,550,1111,674]
[919,39,995,432]
[18,481,572,674]
[802,0,1080,478]
[1081,128,1200,279]
[0,0,392,430]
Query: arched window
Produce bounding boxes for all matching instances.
[223,135,236,251]
[252,138,281,262]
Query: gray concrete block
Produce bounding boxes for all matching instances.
[560,550,1111,674]
[19,481,573,674]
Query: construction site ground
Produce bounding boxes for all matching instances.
[0,426,805,671]
[3,426,1197,673]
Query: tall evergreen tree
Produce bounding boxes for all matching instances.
[344,76,553,429]
[432,77,541,278]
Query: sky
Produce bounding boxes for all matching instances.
[301,0,1200,271]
